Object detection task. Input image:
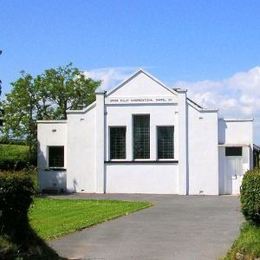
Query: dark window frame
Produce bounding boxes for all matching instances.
[157,126,175,159]
[133,114,150,159]
[48,146,65,168]
[109,126,127,160]
[225,147,242,156]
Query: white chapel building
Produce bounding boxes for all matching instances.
[37,69,254,195]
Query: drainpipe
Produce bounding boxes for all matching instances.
[178,89,188,195]
[95,89,106,193]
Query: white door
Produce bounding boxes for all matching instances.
[224,157,243,195]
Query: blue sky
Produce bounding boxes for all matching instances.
[1,0,260,142]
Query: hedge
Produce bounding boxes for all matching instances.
[0,172,35,241]
[0,159,31,171]
[240,168,260,225]
[0,144,34,170]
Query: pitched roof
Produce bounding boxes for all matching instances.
[106,68,178,97]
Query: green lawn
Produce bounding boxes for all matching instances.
[0,144,29,161]
[225,222,260,259]
[29,198,151,240]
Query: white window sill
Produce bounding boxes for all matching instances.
[45,168,66,171]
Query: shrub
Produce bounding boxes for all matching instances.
[0,172,35,241]
[240,168,260,225]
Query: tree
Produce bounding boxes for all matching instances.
[0,50,2,98]
[2,73,38,154]
[40,63,99,119]
[1,64,100,158]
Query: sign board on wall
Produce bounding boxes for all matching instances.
[106,96,177,105]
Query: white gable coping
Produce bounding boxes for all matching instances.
[66,102,96,114]
[187,97,218,113]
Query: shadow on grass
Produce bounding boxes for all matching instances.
[0,225,66,259]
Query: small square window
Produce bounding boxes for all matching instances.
[225,147,242,156]
[48,146,64,167]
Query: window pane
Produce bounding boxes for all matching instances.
[110,127,126,159]
[133,115,150,159]
[225,147,242,156]
[49,146,64,167]
[158,126,174,159]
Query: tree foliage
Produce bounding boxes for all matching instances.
[1,63,100,156]
[0,50,3,126]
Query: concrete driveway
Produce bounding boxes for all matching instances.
[49,194,243,260]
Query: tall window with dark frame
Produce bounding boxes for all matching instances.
[48,146,64,167]
[157,126,174,159]
[110,127,126,159]
[133,115,150,159]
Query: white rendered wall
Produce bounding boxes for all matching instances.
[105,104,179,194]
[38,170,66,191]
[66,107,96,192]
[37,122,67,191]
[218,119,253,146]
[106,163,178,194]
[188,105,219,195]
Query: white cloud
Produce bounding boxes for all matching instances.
[83,67,138,90]
[173,66,260,143]
[173,66,260,119]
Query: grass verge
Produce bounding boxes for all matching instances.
[225,222,260,260]
[30,198,151,240]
